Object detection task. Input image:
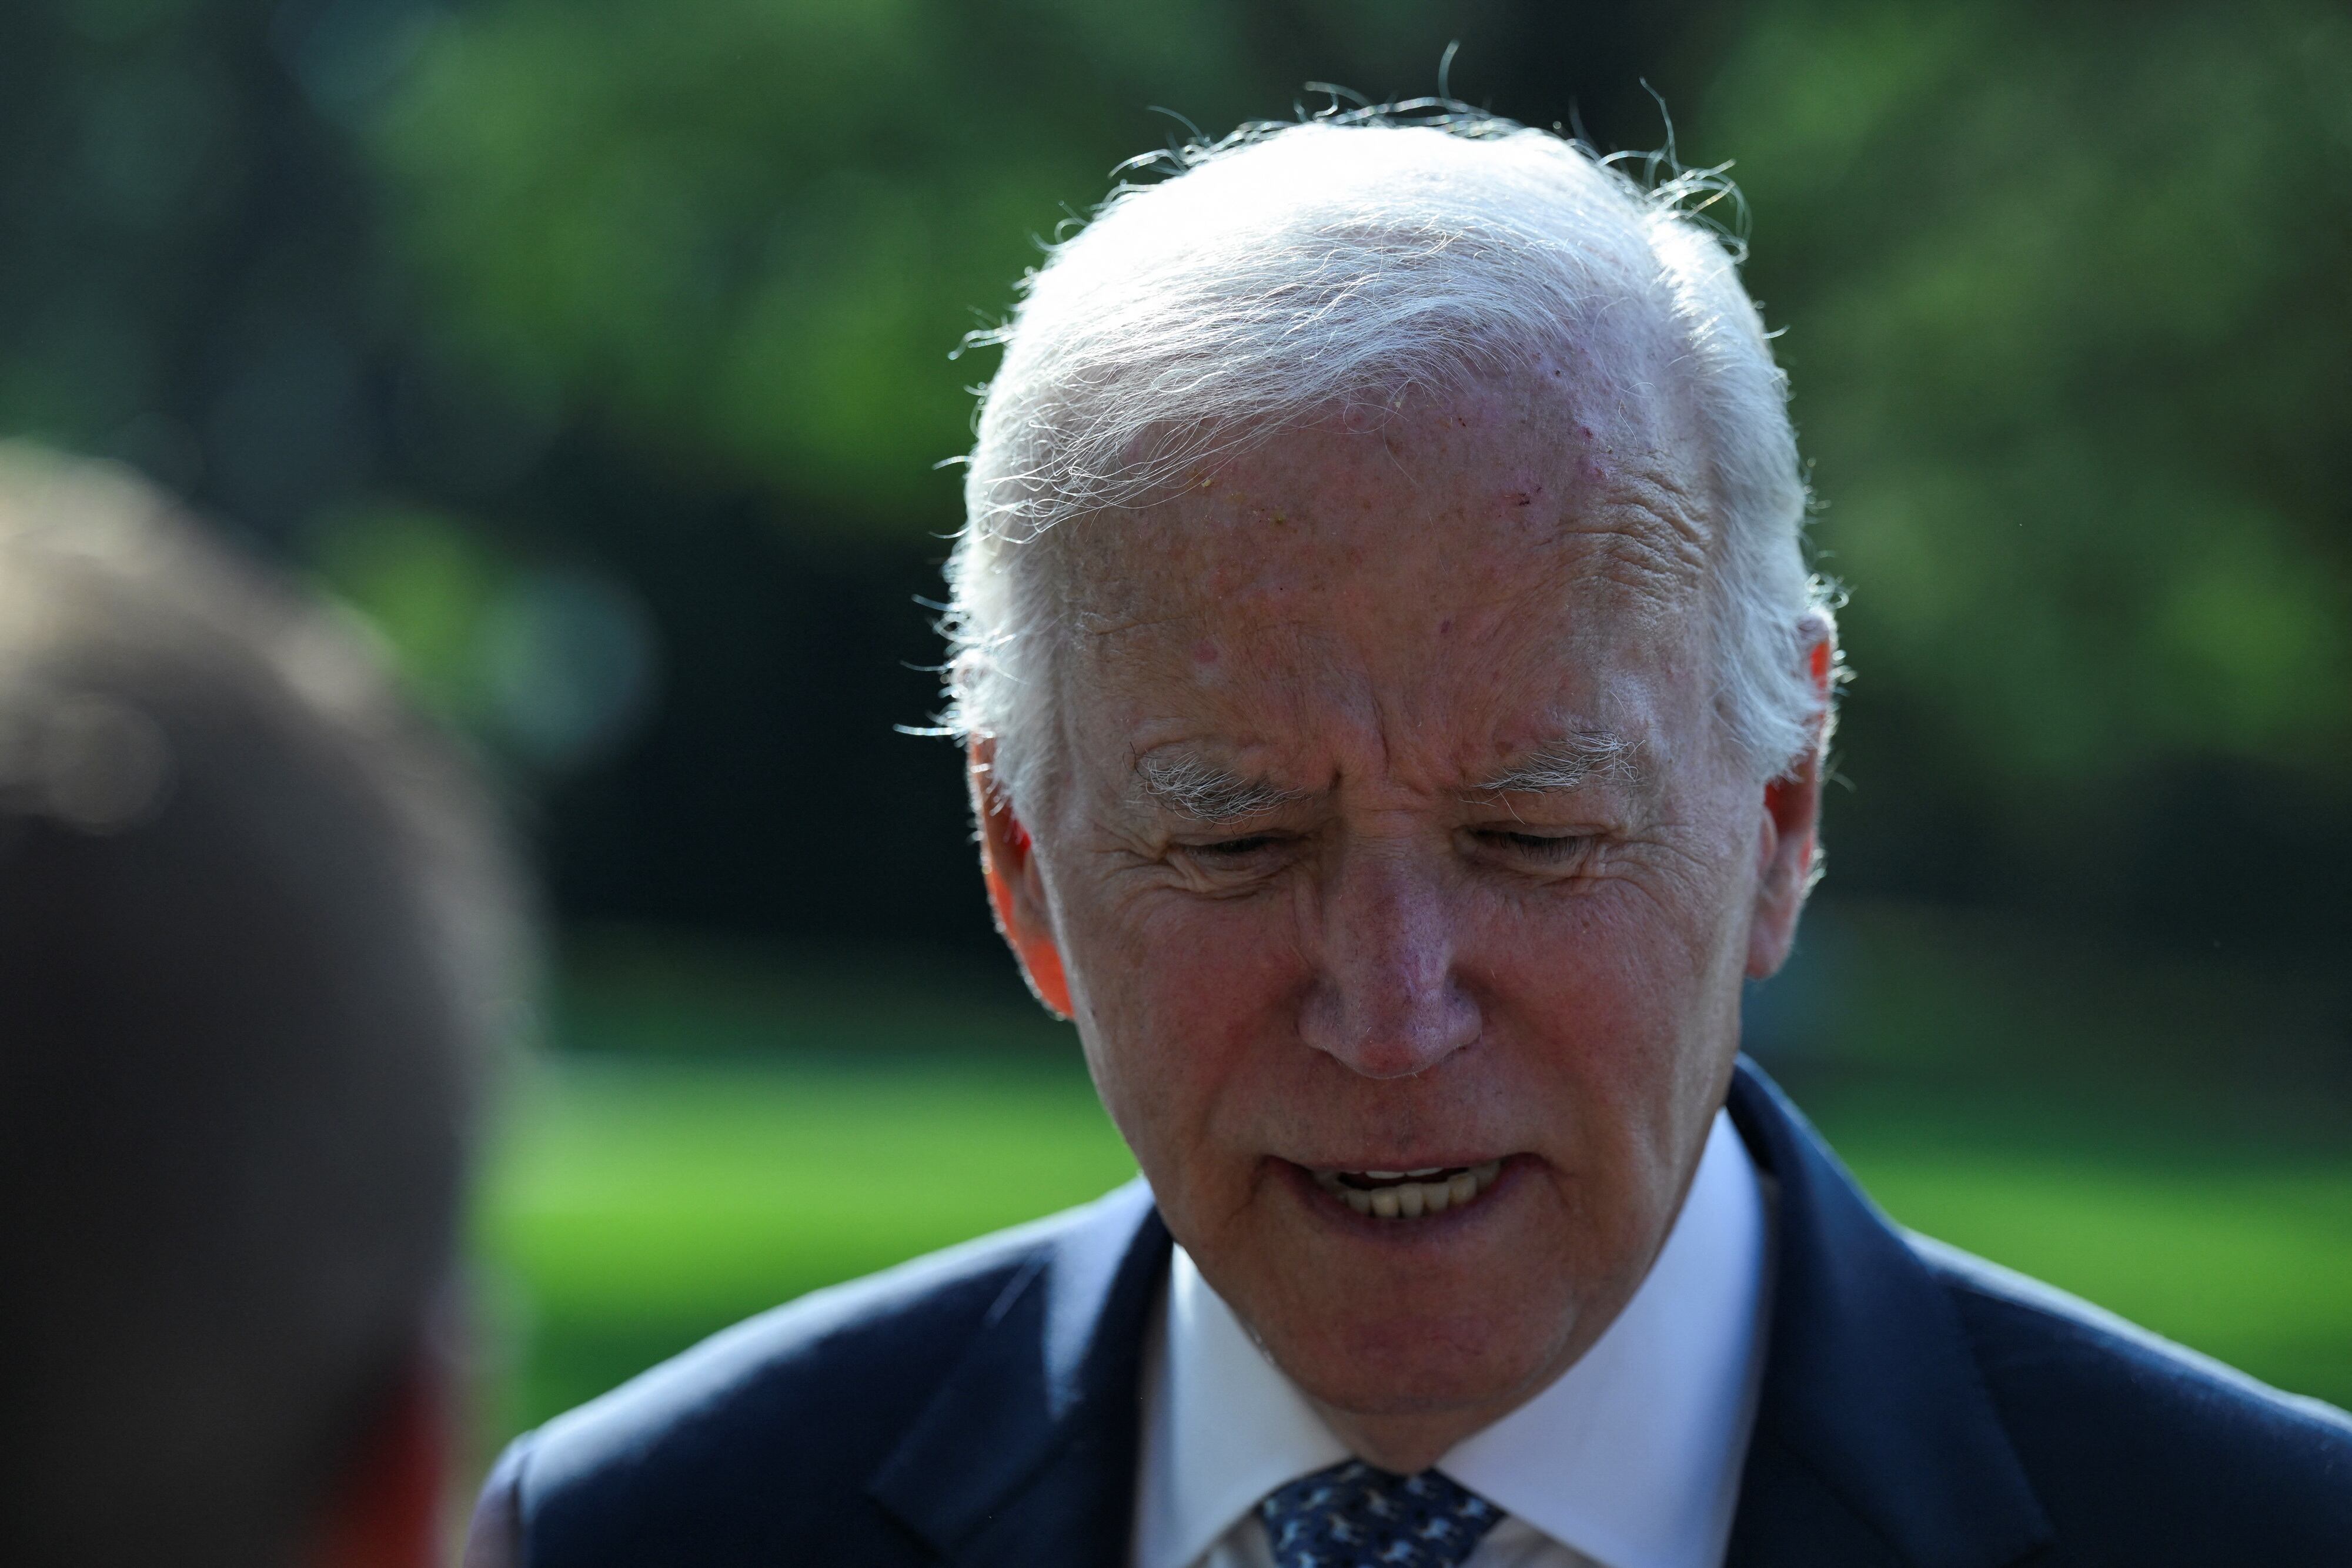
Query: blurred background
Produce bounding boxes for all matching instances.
[4,0,2346,1473]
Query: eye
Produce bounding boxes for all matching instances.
[1166,831,1298,888]
[1471,828,1591,865]
[1185,833,1284,859]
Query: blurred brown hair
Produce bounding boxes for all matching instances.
[0,445,529,1566]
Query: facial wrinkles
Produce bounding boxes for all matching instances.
[1060,586,1705,983]
[989,343,1783,1472]
[1045,345,1727,985]
[1089,393,1706,655]
[1092,523,1672,756]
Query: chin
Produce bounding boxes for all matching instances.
[1201,1164,1604,1426]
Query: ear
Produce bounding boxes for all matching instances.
[1747,626,1836,981]
[304,1346,450,1568]
[968,740,1074,1019]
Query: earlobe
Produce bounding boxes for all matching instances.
[981,850,1075,1019]
[1746,774,1816,981]
[1748,624,1836,979]
[1760,777,1816,889]
[969,745,1075,1019]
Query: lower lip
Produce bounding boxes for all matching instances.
[1277,1156,1525,1235]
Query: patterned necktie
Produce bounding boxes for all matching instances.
[1258,1459,1505,1568]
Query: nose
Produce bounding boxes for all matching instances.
[1297,847,1482,1079]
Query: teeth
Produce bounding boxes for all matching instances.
[1309,1159,1508,1221]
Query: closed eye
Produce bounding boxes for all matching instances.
[1471,829,1590,862]
[1186,833,1283,858]
[1165,831,1298,892]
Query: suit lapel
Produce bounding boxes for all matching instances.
[1725,1062,2050,1568]
[867,1179,1171,1567]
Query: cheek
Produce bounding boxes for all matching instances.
[1064,890,1304,1185]
[1472,875,1742,1104]
[1481,902,1656,1075]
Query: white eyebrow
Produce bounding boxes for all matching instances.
[1133,750,1310,825]
[1474,731,1642,794]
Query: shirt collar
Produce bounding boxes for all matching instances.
[1131,1229,1351,1568]
[1132,1109,1772,1568]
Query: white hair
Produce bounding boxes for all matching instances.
[943,108,1839,806]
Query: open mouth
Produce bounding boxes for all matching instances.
[1308,1161,1505,1219]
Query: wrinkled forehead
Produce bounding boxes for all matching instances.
[1059,346,1714,642]
[1041,353,1720,770]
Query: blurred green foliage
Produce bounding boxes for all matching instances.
[310,504,659,771]
[1702,1,2352,892]
[312,505,508,715]
[372,0,1472,517]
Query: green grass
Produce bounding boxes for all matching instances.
[1833,1126,2352,1403]
[475,1052,1137,1428]
[470,921,2352,1455]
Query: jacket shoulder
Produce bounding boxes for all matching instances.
[476,1185,1150,1568]
[1912,1233,2352,1557]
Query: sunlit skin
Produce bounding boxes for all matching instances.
[973,348,1832,1473]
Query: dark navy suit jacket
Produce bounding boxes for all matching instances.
[468,1062,2352,1566]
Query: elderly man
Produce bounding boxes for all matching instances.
[0,447,523,1567]
[468,113,2352,1566]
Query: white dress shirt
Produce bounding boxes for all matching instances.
[1131,1110,1773,1568]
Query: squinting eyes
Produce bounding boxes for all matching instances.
[1472,830,1589,861]
[1188,834,1284,858]
[1172,829,1593,869]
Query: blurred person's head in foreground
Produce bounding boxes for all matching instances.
[0,445,526,1568]
[470,107,2352,1568]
